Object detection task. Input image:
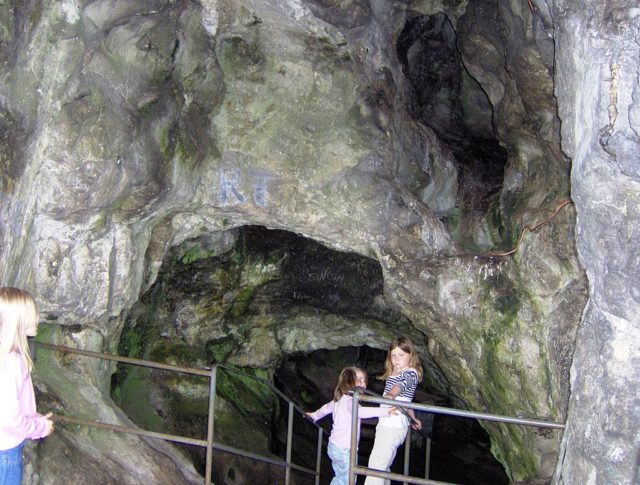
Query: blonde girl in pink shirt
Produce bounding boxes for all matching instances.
[0,288,54,484]
[306,366,395,485]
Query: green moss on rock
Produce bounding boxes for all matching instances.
[148,339,207,367]
[216,368,276,421]
[226,287,256,318]
[114,367,167,433]
[180,244,215,265]
[120,326,144,359]
[206,336,237,363]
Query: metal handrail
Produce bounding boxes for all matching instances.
[33,342,325,485]
[349,389,566,485]
[355,389,565,429]
[35,342,568,485]
[35,342,314,411]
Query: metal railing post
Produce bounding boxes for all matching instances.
[349,389,360,485]
[403,427,411,485]
[315,427,323,485]
[425,437,431,479]
[205,366,217,485]
[285,401,294,485]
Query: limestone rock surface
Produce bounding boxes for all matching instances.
[0,0,636,483]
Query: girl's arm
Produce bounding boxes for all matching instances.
[357,404,396,420]
[305,400,335,422]
[379,392,421,427]
[383,384,402,399]
[383,369,421,426]
[407,409,422,429]
[384,369,419,399]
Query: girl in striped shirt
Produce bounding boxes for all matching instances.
[364,337,423,485]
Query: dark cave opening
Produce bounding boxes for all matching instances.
[274,346,508,485]
[111,225,507,484]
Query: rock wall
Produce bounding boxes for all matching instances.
[552,1,640,483]
[0,0,636,483]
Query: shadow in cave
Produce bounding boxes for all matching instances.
[275,346,509,485]
[397,11,509,234]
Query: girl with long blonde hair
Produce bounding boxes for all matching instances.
[0,287,54,484]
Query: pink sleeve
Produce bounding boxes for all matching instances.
[0,355,48,441]
[307,400,335,422]
[357,405,390,420]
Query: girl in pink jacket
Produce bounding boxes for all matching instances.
[0,288,54,484]
[306,366,394,485]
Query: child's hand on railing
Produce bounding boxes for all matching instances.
[43,412,55,436]
[410,417,422,431]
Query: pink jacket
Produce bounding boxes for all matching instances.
[307,394,389,449]
[0,352,49,450]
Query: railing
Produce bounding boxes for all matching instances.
[34,341,567,485]
[33,342,325,485]
[348,389,566,485]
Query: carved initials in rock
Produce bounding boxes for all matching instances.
[219,169,271,207]
[219,169,246,205]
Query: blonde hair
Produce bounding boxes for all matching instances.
[0,287,38,372]
[378,336,424,381]
[333,366,364,401]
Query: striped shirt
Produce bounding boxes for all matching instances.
[378,368,420,428]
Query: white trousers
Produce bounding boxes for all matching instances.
[363,423,408,485]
